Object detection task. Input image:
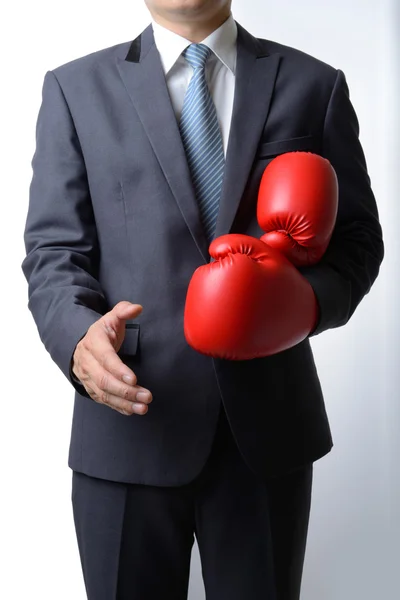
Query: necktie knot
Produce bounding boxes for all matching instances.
[182,43,212,70]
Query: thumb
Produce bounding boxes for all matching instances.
[101,301,142,349]
[112,300,143,322]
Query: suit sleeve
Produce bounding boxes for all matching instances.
[21,70,108,397]
[299,69,384,336]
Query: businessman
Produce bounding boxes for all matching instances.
[22,0,384,598]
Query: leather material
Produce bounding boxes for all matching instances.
[258,152,338,266]
[184,234,318,359]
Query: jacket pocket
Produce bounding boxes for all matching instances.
[256,135,318,159]
[118,323,140,356]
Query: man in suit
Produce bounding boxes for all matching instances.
[22,0,384,598]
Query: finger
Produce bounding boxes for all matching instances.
[110,301,143,324]
[77,343,152,415]
[82,357,151,415]
[83,351,152,403]
[83,327,138,386]
[101,309,142,339]
[86,378,150,416]
[93,367,153,405]
[77,349,152,405]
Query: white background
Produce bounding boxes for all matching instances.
[1,0,398,598]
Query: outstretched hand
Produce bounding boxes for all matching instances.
[72,301,152,416]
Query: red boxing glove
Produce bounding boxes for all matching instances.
[184,234,318,360]
[257,152,338,266]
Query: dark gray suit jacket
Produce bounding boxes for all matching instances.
[22,21,383,485]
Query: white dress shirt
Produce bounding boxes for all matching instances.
[152,14,237,157]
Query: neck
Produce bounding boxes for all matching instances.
[151,10,231,43]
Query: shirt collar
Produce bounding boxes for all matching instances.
[152,13,237,76]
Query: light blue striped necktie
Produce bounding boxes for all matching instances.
[179,43,225,244]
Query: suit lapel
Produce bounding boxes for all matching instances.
[214,23,281,238]
[116,24,210,261]
[116,22,281,260]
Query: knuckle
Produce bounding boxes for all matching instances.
[88,391,102,404]
[80,333,91,349]
[114,300,127,312]
[121,386,132,401]
[100,318,114,336]
[87,321,98,334]
[80,364,90,379]
[86,386,96,399]
[73,357,82,373]
[98,373,109,391]
[100,391,110,405]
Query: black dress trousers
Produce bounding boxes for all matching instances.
[71,404,313,600]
